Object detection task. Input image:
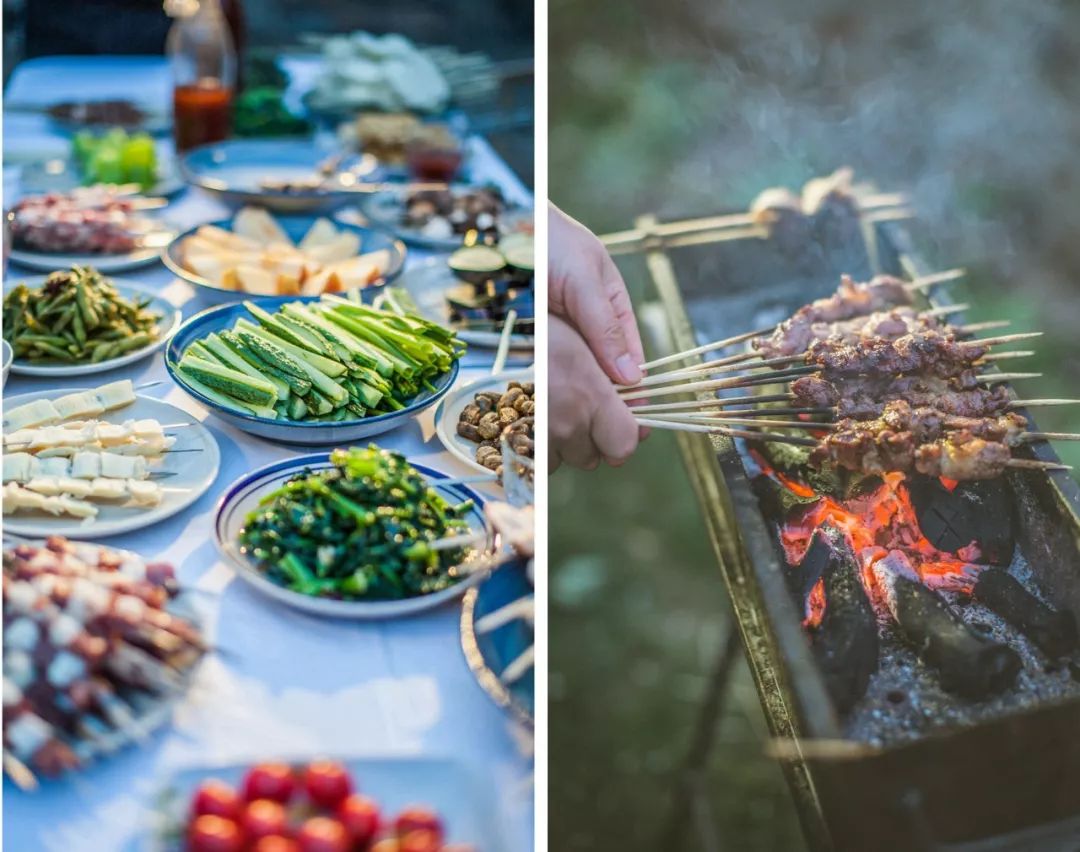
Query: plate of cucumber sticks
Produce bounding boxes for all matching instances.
[3,268,181,377]
[164,295,464,445]
[214,447,495,619]
[2,379,221,539]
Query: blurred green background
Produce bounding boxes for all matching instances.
[549,1,1080,849]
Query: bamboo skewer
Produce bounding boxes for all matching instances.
[904,268,966,290]
[629,393,798,414]
[961,332,1043,348]
[980,350,1035,363]
[640,414,836,431]
[638,325,775,372]
[1009,399,1080,409]
[1020,432,1080,443]
[618,366,817,401]
[958,320,1011,335]
[976,372,1042,383]
[923,302,970,318]
[632,417,817,446]
[1005,459,1073,472]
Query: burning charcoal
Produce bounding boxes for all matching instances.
[752,472,819,522]
[909,477,1015,565]
[873,555,1021,700]
[807,526,879,714]
[973,569,1078,658]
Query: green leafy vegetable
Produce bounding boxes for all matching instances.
[237,445,477,600]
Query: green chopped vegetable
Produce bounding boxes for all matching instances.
[177,298,464,422]
[71,128,158,190]
[237,445,477,600]
[3,266,162,364]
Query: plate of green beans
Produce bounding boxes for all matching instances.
[2,266,180,377]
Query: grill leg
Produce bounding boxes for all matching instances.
[660,622,743,851]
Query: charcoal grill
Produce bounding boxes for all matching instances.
[602,208,1080,851]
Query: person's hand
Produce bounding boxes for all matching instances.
[549,203,645,386]
[549,316,640,471]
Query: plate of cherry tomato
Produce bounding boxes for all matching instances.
[147,757,509,851]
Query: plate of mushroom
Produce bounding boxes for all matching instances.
[435,369,535,477]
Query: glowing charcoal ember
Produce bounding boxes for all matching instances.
[802,526,878,714]
[973,569,1079,658]
[871,554,1021,700]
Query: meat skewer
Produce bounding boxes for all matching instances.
[639,270,966,371]
[3,538,203,782]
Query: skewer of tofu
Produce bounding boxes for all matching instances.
[1,484,99,519]
[4,451,153,483]
[3,380,137,431]
[3,419,175,456]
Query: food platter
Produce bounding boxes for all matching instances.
[180,139,379,213]
[164,297,460,444]
[161,213,406,301]
[9,227,177,274]
[2,389,221,539]
[358,186,534,251]
[17,156,186,198]
[398,257,536,348]
[146,757,510,852]
[435,368,535,475]
[213,453,493,619]
[3,276,181,377]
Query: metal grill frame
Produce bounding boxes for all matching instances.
[604,210,1080,852]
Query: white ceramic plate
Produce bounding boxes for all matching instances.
[214,453,494,619]
[434,368,535,475]
[4,276,180,377]
[3,390,221,539]
[9,224,176,274]
[397,257,535,349]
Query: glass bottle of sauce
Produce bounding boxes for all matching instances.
[166,0,237,153]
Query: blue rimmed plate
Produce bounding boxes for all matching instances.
[164,296,459,445]
[180,139,378,213]
[161,214,406,303]
[461,559,535,726]
[4,276,181,377]
[214,453,492,619]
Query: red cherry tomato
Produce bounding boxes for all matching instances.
[190,779,241,821]
[252,837,300,852]
[296,816,350,852]
[241,799,290,843]
[337,794,380,845]
[302,760,353,808]
[400,829,442,852]
[241,763,296,804]
[187,814,245,852]
[394,807,443,842]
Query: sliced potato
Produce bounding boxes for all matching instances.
[234,207,292,246]
[304,232,362,265]
[329,250,389,289]
[235,264,278,296]
[299,217,340,250]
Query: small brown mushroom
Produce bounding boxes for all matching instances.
[481,452,502,471]
[499,387,524,408]
[460,403,482,425]
[457,422,483,443]
[477,391,502,405]
[476,445,500,463]
[474,395,495,413]
[521,382,534,396]
[477,412,502,440]
[518,399,535,416]
[507,381,523,391]
[499,406,519,426]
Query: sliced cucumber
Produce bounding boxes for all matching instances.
[205,333,290,401]
[178,354,279,408]
[448,245,506,284]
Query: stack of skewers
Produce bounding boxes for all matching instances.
[620,270,1077,480]
[2,536,205,788]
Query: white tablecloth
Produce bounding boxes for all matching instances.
[3,55,533,852]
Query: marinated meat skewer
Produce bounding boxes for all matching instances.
[2,538,203,781]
